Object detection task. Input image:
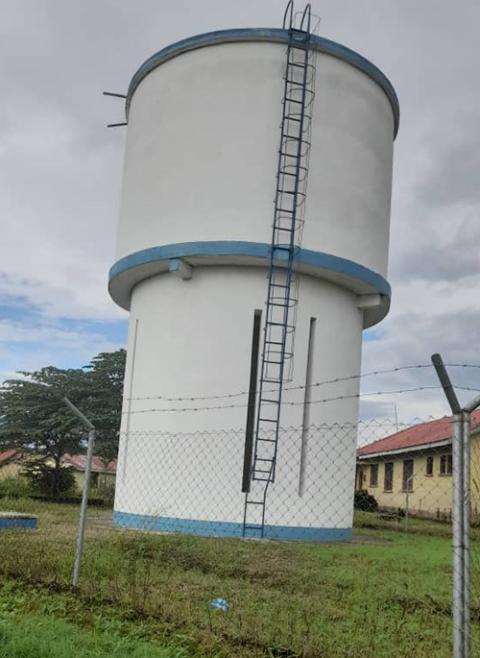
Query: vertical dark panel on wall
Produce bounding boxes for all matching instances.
[242,309,262,493]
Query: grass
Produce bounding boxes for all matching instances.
[0,610,187,658]
[0,497,478,657]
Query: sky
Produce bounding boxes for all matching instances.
[1,0,479,422]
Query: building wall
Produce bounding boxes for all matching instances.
[111,34,396,538]
[114,268,363,535]
[357,434,480,518]
[121,267,363,433]
[0,461,21,480]
[72,470,116,493]
[116,41,394,277]
[471,433,480,517]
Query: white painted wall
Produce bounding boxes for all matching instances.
[116,41,394,277]
[112,36,395,535]
[114,267,362,530]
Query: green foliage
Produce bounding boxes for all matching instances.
[0,477,31,499]
[22,460,76,498]
[83,349,126,462]
[90,484,115,506]
[1,498,475,657]
[0,365,89,458]
[0,610,188,658]
[354,489,379,512]
[0,349,126,491]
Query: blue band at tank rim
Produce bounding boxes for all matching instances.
[109,240,391,299]
[125,28,399,138]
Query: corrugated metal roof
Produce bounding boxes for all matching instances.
[0,449,20,466]
[357,409,480,458]
[61,454,117,474]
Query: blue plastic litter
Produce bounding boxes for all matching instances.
[210,598,229,611]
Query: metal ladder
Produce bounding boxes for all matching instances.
[243,1,316,538]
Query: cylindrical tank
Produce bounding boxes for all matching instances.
[110,28,398,540]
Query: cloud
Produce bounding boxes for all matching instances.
[419,137,480,210]
[0,311,127,385]
[361,282,480,421]
[389,106,480,285]
[0,0,479,426]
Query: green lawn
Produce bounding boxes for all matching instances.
[0,497,478,657]
[0,611,187,658]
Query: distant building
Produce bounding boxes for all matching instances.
[0,449,23,480]
[0,450,116,495]
[356,412,480,519]
[61,455,116,492]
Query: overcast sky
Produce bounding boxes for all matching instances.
[1,0,479,422]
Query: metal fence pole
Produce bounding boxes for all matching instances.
[452,412,465,658]
[405,486,409,533]
[405,473,414,532]
[72,427,96,588]
[62,397,95,589]
[431,355,464,658]
[462,411,471,658]
[431,353,480,657]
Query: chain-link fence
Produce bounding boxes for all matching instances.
[0,416,478,657]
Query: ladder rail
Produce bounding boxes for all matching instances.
[243,2,316,539]
[271,32,310,482]
[254,33,311,477]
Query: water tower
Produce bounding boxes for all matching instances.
[109,3,398,540]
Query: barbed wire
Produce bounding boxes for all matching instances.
[121,384,480,415]
[118,417,433,439]
[123,363,480,404]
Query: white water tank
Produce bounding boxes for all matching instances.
[110,28,398,540]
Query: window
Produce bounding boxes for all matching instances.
[440,454,452,476]
[356,467,365,489]
[370,464,378,487]
[402,459,414,492]
[384,462,394,492]
[426,456,434,476]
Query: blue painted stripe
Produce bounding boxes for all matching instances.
[0,517,37,530]
[113,510,352,542]
[126,28,399,137]
[109,240,391,299]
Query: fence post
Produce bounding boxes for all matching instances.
[63,397,95,589]
[431,355,463,658]
[431,354,480,658]
[452,412,465,658]
[461,411,471,658]
[405,473,414,532]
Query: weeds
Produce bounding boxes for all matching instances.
[0,499,478,657]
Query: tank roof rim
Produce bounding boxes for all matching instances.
[125,28,399,138]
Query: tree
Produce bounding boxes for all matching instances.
[23,459,76,497]
[0,366,89,497]
[0,349,126,496]
[82,349,126,463]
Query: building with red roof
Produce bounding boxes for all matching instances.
[61,454,116,492]
[0,449,23,481]
[0,449,116,494]
[356,412,480,519]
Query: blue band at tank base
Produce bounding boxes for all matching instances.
[113,510,352,542]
